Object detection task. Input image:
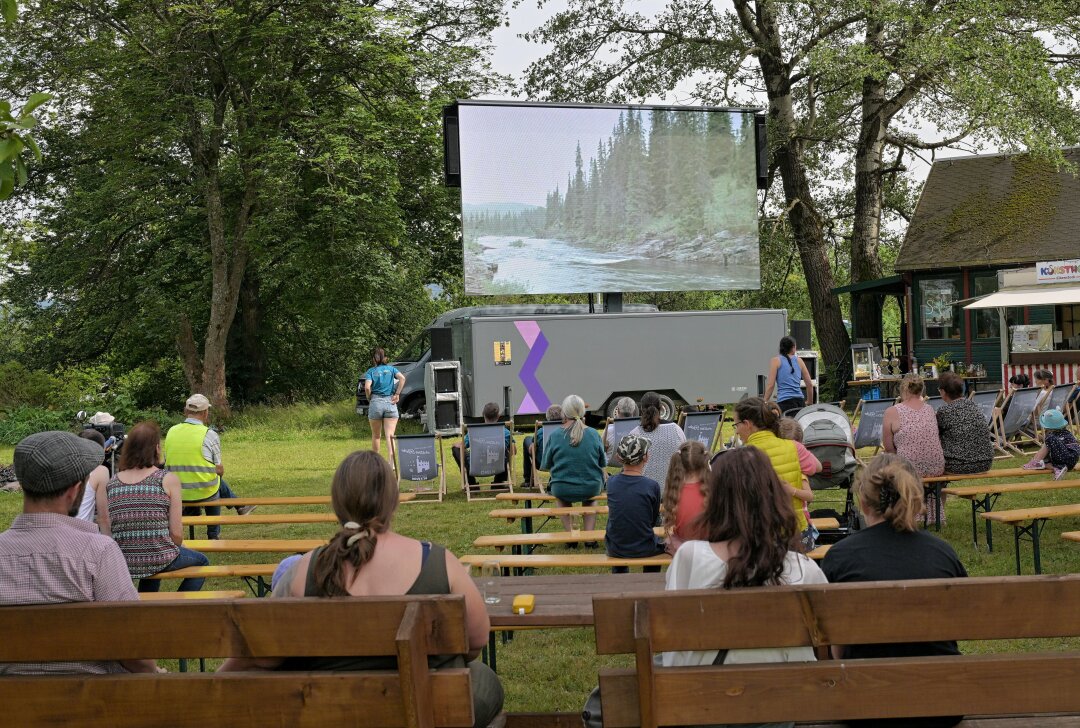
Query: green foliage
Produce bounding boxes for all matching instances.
[0,0,49,201]
[0,406,71,443]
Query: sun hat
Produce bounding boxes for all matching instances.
[1040,408,1068,431]
[185,394,212,412]
[14,431,105,496]
[617,433,651,466]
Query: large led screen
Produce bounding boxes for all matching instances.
[457,102,760,295]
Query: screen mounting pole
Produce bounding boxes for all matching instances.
[603,293,623,313]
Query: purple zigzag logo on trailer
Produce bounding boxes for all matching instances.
[513,320,552,414]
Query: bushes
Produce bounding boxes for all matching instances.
[0,407,74,444]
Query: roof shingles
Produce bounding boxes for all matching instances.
[896,149,1080,271]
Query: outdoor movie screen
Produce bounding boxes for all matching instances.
[455,101,761,295]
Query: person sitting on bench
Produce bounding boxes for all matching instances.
[540,394,607,545]
[1024,408,1080,480]
[605,434,665,573]
[220,450,504,728]
[663,446,827,693]
[452,402,514,486]
[822,452,967,728]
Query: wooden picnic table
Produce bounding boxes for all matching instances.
[489,506,609,535]
[185,539,326,553]
[981,503,1080,574]
[181,512,339,526]
[942,479,1080,550]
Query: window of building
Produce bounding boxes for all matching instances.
[1058,304,1080,349]
[971,274,1000,339]
[919,278,961,340]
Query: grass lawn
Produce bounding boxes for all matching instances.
[1,400,1080,711]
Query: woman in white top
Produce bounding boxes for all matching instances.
[75,429,110,523]
[664,446,827,728]
[623,391,686,491]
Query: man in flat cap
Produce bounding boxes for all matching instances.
[164,394,253,540]
[0,431,159,674]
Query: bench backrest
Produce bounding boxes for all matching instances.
[593,575,1080,727]
[0,596,473,728]
[465,422,510,477]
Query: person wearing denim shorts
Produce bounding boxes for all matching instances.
[363,347,406,467]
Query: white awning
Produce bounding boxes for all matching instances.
[964,283,1080,309]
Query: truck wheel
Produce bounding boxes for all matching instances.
[657,394,677,421]
[400,394,425,420]
[605,396,634,420]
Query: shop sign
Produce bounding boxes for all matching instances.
[1036,259,1080,283]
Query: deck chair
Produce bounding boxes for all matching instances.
[460,422,514,501]
[998,386,1044,455]
[969,389,1009,457]
[851,398,893,461]
[392,433,445,502]
[1041,384,1077,438]
[678,408,724,453]
[602,416,640,469]
[526,420,563,493]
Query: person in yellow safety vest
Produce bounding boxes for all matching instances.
[163,394,255,540]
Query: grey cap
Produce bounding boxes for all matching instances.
[14,431,104,496]
[617,433,651,466]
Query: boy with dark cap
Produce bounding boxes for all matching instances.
[605,433,666,573]
[0,431,160,674]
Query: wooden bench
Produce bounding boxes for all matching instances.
[981,503,1080,574]
[181,512,339,526]
[942,479,1080,550]
[495,492,607,504]
[185,539,326,553]
[593,574,1080,727]
[460,546,831,573]
[185,493,415,507]
[138,590,246,601]
[141,563,279,596]
[921,466,1056,531]
[0,596,477,727]
[489,506,609,535]
[474,520,841,554]
[1063,531,1080,544]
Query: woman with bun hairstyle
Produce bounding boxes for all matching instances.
[664,446,827,684]
[540,394,607,540]
[734,397,818,549]
[764,335,814,415]
[882,374,945,524]
[219,451,504,727]
[661,440,710,553]
[622,391,686,491]
[822,452,966,728]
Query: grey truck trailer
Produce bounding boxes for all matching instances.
[357,306,786,422]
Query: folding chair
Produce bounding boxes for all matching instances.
[851,398,893,462]
[678,408,724,453]
[998,387,1045,455]
[1040,384,1077,439]
[969,389,1009,457]
[601,416,640,469]
[460,422,514,501]
[392,433,445,503]
[526,419,562,493]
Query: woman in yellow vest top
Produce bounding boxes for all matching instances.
[733,397,818,550]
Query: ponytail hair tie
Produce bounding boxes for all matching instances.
[878,482,900,511]
[343,521,372,547]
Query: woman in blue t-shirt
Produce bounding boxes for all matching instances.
[362,347,406,467]
[764,335,814,416]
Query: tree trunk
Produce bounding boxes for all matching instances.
[744,1,852,395]
[850,19,888,346]
[236,267,266,402]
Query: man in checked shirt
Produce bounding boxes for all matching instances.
[0,431,160,675]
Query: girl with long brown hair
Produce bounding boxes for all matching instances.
[663,446,827,679]
[661,440,710,553]
[218,450,504,727]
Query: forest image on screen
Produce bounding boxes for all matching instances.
[459,104,760,295]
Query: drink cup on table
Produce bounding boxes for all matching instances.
[481,560,501,605]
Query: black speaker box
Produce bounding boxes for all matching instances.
[434,368,458,394]
[442,104,460,187]
[790,319,812,350]
[434,400,460,430]
[430,327,453,361]
[754,114,768,190]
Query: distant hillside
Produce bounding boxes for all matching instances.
[462,202,543,216]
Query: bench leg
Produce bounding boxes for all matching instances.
[1032,519,1045,575]
[933,483,942,532]
[970,499,978,548]
[487,631,498,672]
[1014,525,1023,575]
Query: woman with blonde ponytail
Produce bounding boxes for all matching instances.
[540,394,607,541]
[822,453,967,728]
[218,451,504,727]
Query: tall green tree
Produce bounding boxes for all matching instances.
[1,0,503,411]
[523,0,1080,390]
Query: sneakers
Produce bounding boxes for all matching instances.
[1054,466,1068,481]
[1022,459,1046,470]
[236,505,258,516]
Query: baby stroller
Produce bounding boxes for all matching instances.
[794,404,860,537]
